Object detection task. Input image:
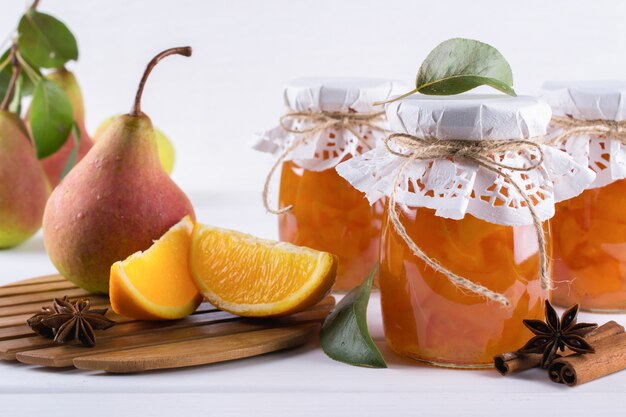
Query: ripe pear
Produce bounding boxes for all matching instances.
[39,68,94,187]
[42,47,195,294]
[0,111,50,248]
[94,115,175,174]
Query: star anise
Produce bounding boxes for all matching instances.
[518,300,597,368]
[26,305,57,338]
[27,297,115,347]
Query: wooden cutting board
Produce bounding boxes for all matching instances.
[0,274,335,373]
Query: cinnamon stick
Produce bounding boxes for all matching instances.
[548,331,626,386]
[494,321,624,376]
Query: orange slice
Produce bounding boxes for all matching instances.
[110,216,202,320]
[190,223,337,317]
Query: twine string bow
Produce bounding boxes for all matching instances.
[384,133,551,306]
[550,115,626,145]
[263,110,386,214]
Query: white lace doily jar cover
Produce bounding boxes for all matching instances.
[252,77,408,171]
[336,94,596,226]
[541,80,626,189]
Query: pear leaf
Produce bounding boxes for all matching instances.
[0,54,36,102]
[18,10,78,69]
[320,264,387,368]
[0,49,12,100]
[30,79,73,158]
[8,72,23,114]
[18,69,36,97]
[379,38,516,104]
[60,122,80,179]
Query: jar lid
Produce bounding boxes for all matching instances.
[284,77,408,113]
[541,80,626,121]
[337,94,594,226]
[385,94,552,140]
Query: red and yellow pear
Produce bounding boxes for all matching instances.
[0,69,50,248]
[38,68,94,187]
[94,116,175,174]
[42,47,195,293]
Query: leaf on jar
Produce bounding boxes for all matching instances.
[320,264,387,368]
[377,38,516,104]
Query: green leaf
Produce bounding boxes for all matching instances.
[416,38,515,96]
[30,79,73,158]
[0,57,36,102]
[8,72,23,113]
[18,68,36,97]
[320,264,387,368]
[377,38,516,105]
[60,122,80,179]
[0,49,12,100]
[18,10,78,69]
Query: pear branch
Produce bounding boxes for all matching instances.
[129,46,192,116]
[0,43,21,112]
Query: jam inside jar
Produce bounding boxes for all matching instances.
[278,160,384,291]
[379,205,549,368]
[552,178,626,311]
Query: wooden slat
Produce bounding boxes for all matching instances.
[0,299,216,320]
[1,275,66,287]
[0,281,77,297]
[0,288,92,308]
[0,325,36,341]
[0,300,218,327]
[71,324,319,373]
[0,303,211,341]
[0,297,109,323]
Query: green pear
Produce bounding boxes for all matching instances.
[38,68,94,187]
[94,115,175,174]
[42,47,195,294]
[0,111,50,248]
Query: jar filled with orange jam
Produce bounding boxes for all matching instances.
[337,95,594,367]
[254,78,406,290]
[542,81,626,311]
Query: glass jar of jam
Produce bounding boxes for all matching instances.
[542,81,626,311]
[278,160,384,290]
[254,78,406,291]
[337,95,593,367]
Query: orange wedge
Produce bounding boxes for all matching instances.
[110,216,202,320]
[190,223,337,317]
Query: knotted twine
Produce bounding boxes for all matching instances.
[263,110,386,214]
[549,115,626,144]
[383,133,551,307]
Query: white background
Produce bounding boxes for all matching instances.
[3,0,626,220]
[2,1,626,416]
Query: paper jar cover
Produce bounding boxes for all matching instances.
[542,80,626,188]
[253,77,408,171]
[337,94,595,226]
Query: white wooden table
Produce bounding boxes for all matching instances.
[1,190,625,417]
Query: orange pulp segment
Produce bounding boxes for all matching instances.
[190,223,337,317]
[110,215,202,320]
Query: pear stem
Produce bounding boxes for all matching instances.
[129,46,192,117]
[0,43,20,112]
[30,0,41,10]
